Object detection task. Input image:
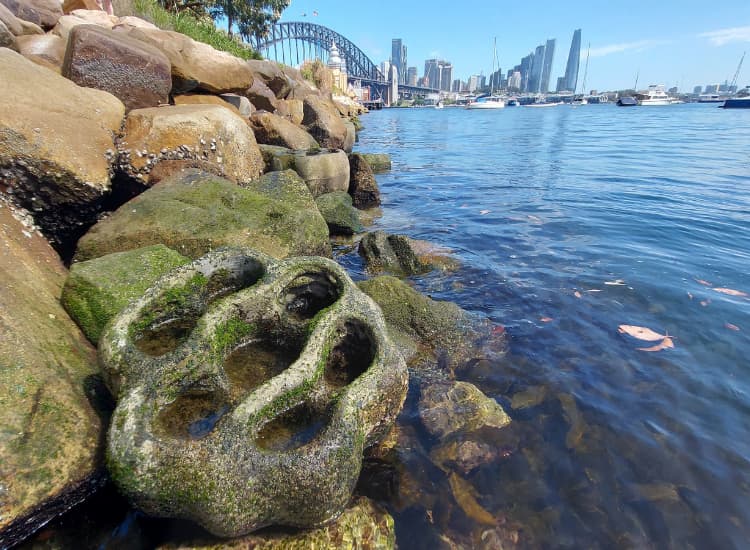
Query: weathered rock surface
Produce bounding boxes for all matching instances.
[342,119,356,153]
[74,171,331,261]
[247,59,291,98]
[419,381,511,439]
[100,248,408,536]
[62,0,102,13]
[275,98,304,125]
[159,497,395,550]
[244,77,277,111]
[63,24,171,111]
[0,49,125,250]
[249,111,319,150]
[359,153,391,173]
[358,231,426,276]
[0,18,17,49]
[0,0,62,29]
[0,1,43,35]
[315,191,363,236]
[258,144,296,173]
[16,33,65,67]
[62,245,190,345]
[219,93,252,117]
[52,10,117,42]
[293,148,350,197]
[302,95,348,150]
[348,153,381,209]
[116,26,254,94]
[173,92,242,116]
[0,204,103,547]
[116,105,263,187]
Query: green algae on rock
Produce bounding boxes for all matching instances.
[157,497,395,550]
[73,171,331,262]
[0,204,103,546]
[358,153,391,173]
[61,245,190,345]
[99,248,408,537]
[315,192,364,236]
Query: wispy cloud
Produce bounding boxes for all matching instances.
[699,26,750,46]
[588,40,663,58]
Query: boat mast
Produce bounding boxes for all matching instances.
[491,37,497,96]
[581,43,590,96]
[633,69,640,92]
[730,51,745,92]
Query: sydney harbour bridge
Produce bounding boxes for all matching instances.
[250,22,438,105]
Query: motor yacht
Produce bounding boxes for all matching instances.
[466,95,506,109]
[636,85,681,106]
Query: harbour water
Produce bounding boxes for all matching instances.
[343,103,750,548]
[23,104,750,549]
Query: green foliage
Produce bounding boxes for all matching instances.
[132,0,262,60]
[209,0,290,41]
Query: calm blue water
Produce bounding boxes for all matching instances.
[348,104,750,548]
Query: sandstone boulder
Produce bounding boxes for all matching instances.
[0,49,125,251]
[257,144,296,173]
[302,94,348,150]
[74,171,331,261]
[63,24,171,110]
[249,111,319,150]
[219,92,252,117]
[244,77,277,111]
[342,119,355,153]
[173,92,242,116]
[116,104,263,187]
[348,152,381,208]
[62,244,190,345]
[16,33,65,67]
[62,0,101,13]
[117,26,254,94]
[359,152,391,173]
[52,10,116,42]
[247,58,291,98]
[315,191,363,236]
[0,18,17,49]
[0,0,62,29]
[292,148,350,197]
[0,204,103,548]
[275,98,304,125]
[100,248,407,536]
[0,2,43,35]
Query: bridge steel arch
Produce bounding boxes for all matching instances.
[252,22,386,83]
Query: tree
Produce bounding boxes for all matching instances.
[208,0,289,39]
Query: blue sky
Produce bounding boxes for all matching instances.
[279,1,750,92]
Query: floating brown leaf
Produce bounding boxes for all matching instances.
[618,325,667,341]
[713,288,749,298]
[540,317,553,323]
[637,337,674,352]
[574,291,582,299]
[695,278,712,287]
[448,473,497,526]
[725,323,740,331]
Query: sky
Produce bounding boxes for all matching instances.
[278,0,750,92]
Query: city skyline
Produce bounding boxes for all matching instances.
[280,0,750,92]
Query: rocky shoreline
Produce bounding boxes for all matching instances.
[1,3,514,548]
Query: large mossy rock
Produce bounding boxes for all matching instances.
[315,191,363,236]
[348,153,381,209]
[74,171,331,262]
[358,231,426,276]
[258,144,296,173]
[302,95,348,150]
[0,205,103,547]
[249,111,319,150]
[100,248,408,537]
[62,245,190,345]
[62,24,171,111]
[359,153,391,173]
[115,26,254,94]
[116,105,263,187]
[0,49,125,251]
[292,148,350,197]
[159,497,395,549]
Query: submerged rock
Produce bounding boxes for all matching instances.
[358,153,391,173]
[62,245,190,345]
[0,204,104,547]
[358,231,427,276]
[100,248,408,537]
[0,49,125,252]
[315,191,364,236]
[159,497,395,549]
[419,381,511,439]
[74,171,331,262]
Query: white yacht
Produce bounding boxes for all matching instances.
[636,85,681,106]
[466,95,506,109]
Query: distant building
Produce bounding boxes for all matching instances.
[520,54,533,92]
[452,79,462,92]
[509,71,522,91]
[327,41,347,92]
[668,86,678,94]
[527,44,546,93]
[467,74,479,92]
[556,76,566,92]
[478,75,486,90]
[424,58,452,91]
[407,66,417,86]
[440,63,453,92]
[379,61,391,80]
[705,83,719,93]
[693,85,702,94]
[540,38,556,93]
[417,76,427,88]
[562,29,582,92]
[391,39,407,85]
[489,67,504,91]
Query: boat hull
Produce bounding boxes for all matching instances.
[617,97,638,106]
[721,98,750,109]
[466,101,505,109]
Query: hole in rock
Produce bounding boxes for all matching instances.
[134,317,198,356]
[157,394,230,440]
[224,338,304,400]
[202,257,265,302]
[283,271,341,319]
[324,320,377,388]
[256,402,332,452]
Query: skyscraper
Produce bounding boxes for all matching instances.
[540,39,556,93]
[563,29,581,92]
[391,39,407,85]
[527,44,546,93]
[424,59,452,91]
[440,63,453,92]
[519,55,533,92]
[407,66,417,86]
